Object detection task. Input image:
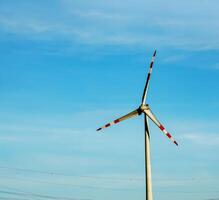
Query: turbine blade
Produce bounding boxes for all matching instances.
[142,50,157,105]
[96,109,141,131]
[143,108,178,146]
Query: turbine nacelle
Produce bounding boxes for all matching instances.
[140,104,150,111]
[138,104,150,115]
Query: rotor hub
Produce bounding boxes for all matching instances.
[138,104,149,114]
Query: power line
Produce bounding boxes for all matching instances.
[0,165,143,182]
[1,165,219,185]
[0,188,92,200]
[1,165,219,182]
[0,175,140,191]
[1,165,218,184]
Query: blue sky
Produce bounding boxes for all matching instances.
[0,0,219,200]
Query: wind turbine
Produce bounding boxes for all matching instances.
[96,50,178,200]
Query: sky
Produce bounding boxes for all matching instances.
[0,0,219,200]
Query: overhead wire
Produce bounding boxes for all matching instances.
[0,186,92,200]
[0,165,143,182]
[2,165,219,182]
[1,165,219,182]
[0,175,141,191]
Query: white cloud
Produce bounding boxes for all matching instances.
[206,198,219,200]
[161,55,186,63]
[181,133,219,146]
[211,63,219,70]
[70,10,126,21]
[0,0,219,49]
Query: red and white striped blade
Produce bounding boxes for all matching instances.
[143,108,178,146]
[142,50,157,105]
[96,109,140,131]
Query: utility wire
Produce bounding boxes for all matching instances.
[0,165,143,182]
[1,165,219,182]
[0,189,91,200]
[0,175,140,191]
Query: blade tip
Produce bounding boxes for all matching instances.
[174,141,179,146]
[153,50,157,56]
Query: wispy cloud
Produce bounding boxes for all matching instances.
[181,133,219,146]
[0,0,219,49]
[0,16,52,34]
[0,15,88,41]
[211,63,219,70]
[206,198,219,200]
[70,10,126,21]
[162,55,186,63]
[0,135,26,142]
